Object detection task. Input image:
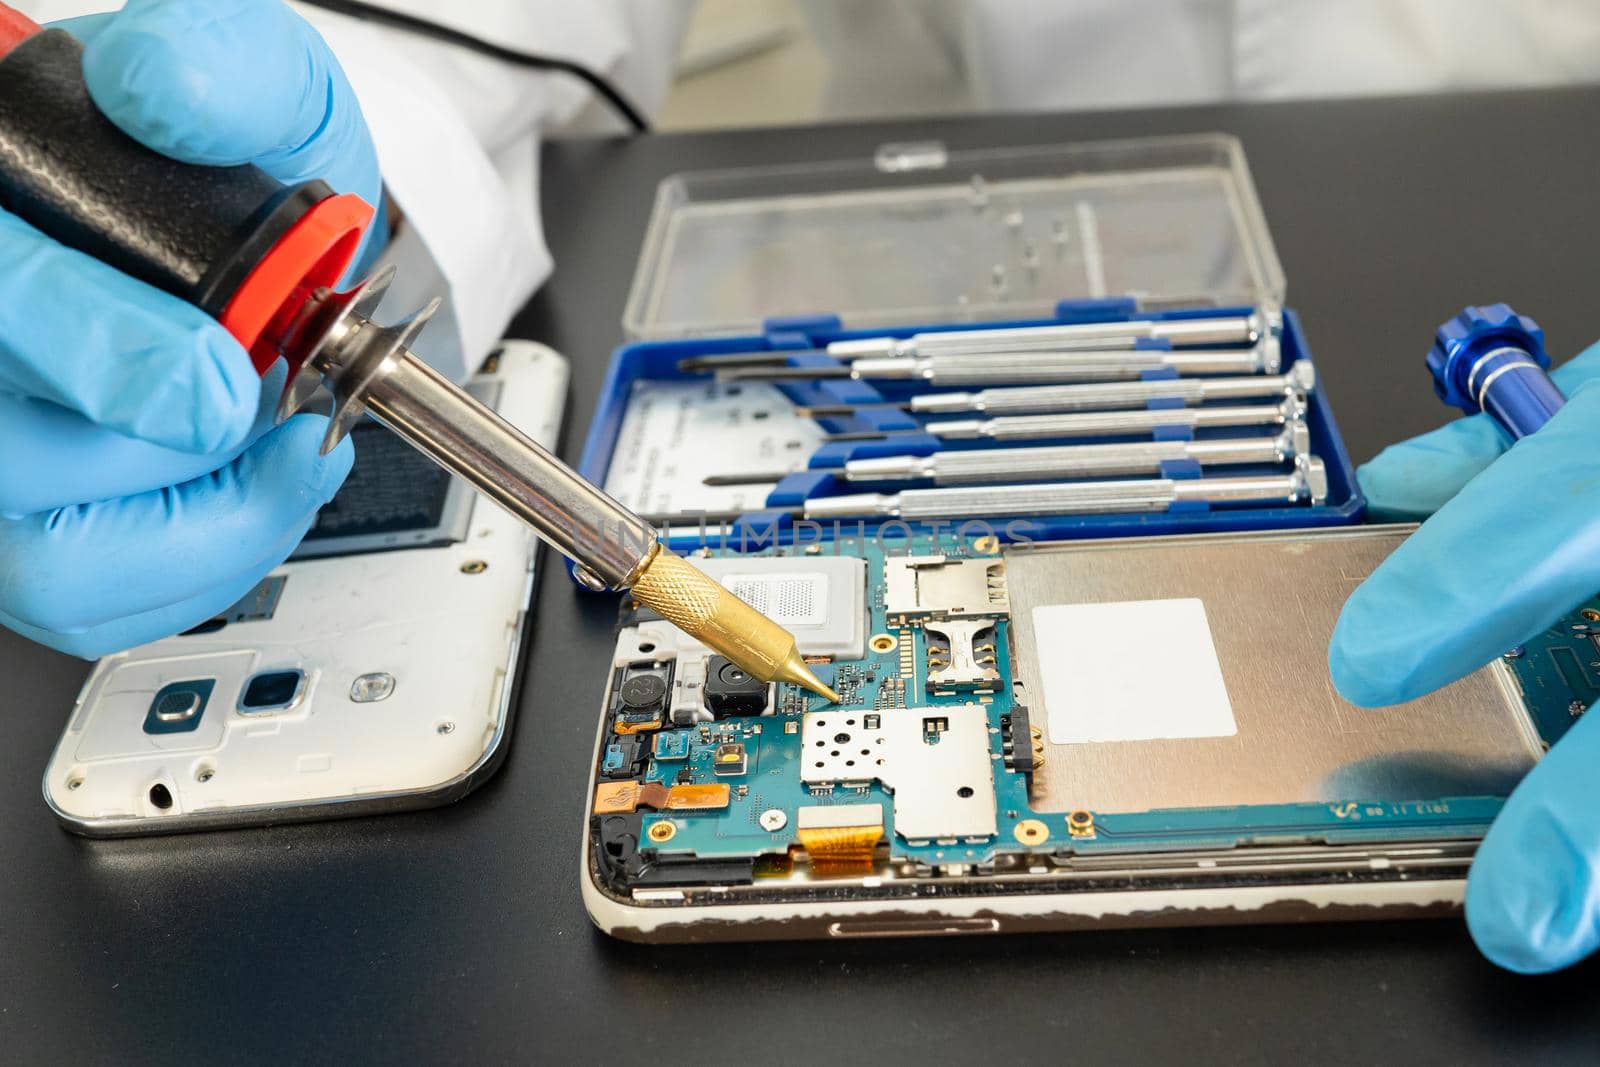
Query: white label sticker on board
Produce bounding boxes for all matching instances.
[1033,598,1237,745]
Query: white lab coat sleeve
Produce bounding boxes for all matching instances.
[300,1,691,377]
[296,10,550,381]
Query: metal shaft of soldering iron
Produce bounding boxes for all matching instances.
[304,324,840,705]
[350,351,653,588]
[841,423,1312,485]
[802,456,1328,521]
[801,362,1314,418]
[719,343,1280,386]
[834,396,1306,444]
[680,307,1280,371]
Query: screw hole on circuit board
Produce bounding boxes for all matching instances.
[1584,609,1600,622]
[869,634,898,653]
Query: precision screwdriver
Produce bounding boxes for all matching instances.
[830,396,1307,444]
[838,423,1312,486]
[678,306,1282,372]
[799,456,1328,521]
[797,361,1315,418]
[0,12,839,703]
[716,340,1281,386]
[702,422,1311,488]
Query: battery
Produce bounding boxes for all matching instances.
[1002,526,1539,815]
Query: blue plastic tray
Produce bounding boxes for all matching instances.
[575,300,1364,581]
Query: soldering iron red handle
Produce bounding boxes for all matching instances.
[0,3,36,55]
[0,3,374,374]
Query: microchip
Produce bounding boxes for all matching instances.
[653,731,692,761]
[690,556,868,658]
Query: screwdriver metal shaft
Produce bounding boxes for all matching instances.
[842,423,1311,485]
[679,306,1281,371]
[802,456,1327,520]
[719,340,1280,386]
[802,361,1314,417]
[839,396,1306,444]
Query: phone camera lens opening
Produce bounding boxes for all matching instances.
[240,670,305,713]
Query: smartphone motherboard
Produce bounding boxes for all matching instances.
[585,526,1589,941]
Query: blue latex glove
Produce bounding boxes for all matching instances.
[1329,341,1600,973]
[0,0,384,657]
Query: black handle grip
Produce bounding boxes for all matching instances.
[0,28,328,318]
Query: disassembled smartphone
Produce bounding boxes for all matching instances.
[43,340,566,835]
[583,525,1588,942]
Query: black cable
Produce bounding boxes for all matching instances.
[297,0,652,134]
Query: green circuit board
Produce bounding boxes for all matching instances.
[1504,604,1598,748]
[589,532,1591,893]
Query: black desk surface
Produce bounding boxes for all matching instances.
[6,92,1600,1064]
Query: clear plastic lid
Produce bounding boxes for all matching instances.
[623,133,1286,340]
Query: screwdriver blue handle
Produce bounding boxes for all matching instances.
[1426,304,1564,439]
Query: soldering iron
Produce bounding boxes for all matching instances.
[0,7,839,703]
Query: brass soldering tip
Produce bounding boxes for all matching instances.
[774,649,843,704]
[627,548,841,704]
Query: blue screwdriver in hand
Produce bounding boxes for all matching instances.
[1427,303,1563,437]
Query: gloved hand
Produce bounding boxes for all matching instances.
[1329,340,1600,974]
[0,0,383,657]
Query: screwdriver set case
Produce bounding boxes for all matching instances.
[576,134,1363,562]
